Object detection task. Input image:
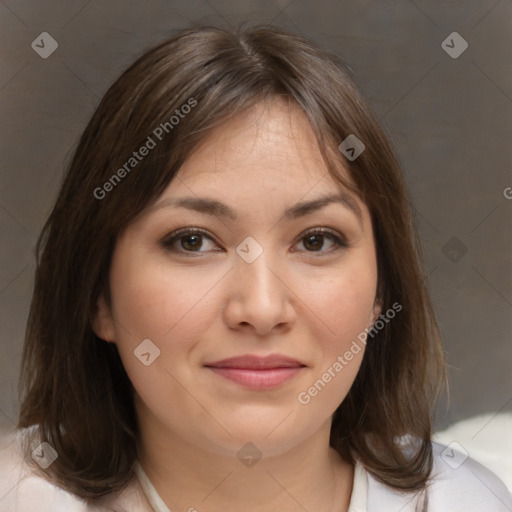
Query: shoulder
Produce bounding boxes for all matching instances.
[0,428,148,512]
[427,441,512,511]
[365,441,512,512]
[0,428,88,512]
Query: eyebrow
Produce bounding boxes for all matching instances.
[150,192,363,224]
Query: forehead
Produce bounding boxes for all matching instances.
[130,99,373,238]
[172,98,354,198]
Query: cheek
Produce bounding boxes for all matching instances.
[296,261,377,348]
[108,246,228,355]
[291,258,377,410]
[107,250,224,412]
[293,306,369,419]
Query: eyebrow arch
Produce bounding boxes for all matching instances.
[150,192,363,224]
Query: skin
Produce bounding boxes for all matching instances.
[93,98,381,512]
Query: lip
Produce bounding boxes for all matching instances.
[207,367,304,389]
[204,354,306,390]
[204,354,305,369]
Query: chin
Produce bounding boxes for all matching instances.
[192,417,313,459]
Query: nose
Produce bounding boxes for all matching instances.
[223,245,295,336]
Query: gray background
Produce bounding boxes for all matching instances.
[0,0,511,440]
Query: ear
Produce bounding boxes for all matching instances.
[91,293,116,343]
[370,298,383,325]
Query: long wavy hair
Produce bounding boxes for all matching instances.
[18,24,446,505]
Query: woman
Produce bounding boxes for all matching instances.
[1,25,510,512]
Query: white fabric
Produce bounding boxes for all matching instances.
[367,442,512,511]
[134,461,171,512]
[134,457,369,512]
[434,412,512,492]
[1,429,511,511]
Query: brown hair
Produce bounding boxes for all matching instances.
[18,24,446,502]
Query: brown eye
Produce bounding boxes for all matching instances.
[180,234,203,251]
[162,228,220,254]
[293,229,347,254]
[303,234,326,251]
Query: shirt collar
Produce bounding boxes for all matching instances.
[134,458,368,512]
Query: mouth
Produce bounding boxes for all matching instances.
[204,354,306,390]
[205,366,305,390]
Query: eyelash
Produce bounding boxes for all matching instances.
[160,227,348,256]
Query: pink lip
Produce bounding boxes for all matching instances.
[204,354,305,390]
[205,354,304,369]
[206,367,304,389]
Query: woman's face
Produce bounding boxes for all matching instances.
[94,99,381,458]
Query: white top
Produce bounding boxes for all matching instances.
[133,458,369,512]
[1,429,511,511]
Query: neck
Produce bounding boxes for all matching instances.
[136,405,354,512]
